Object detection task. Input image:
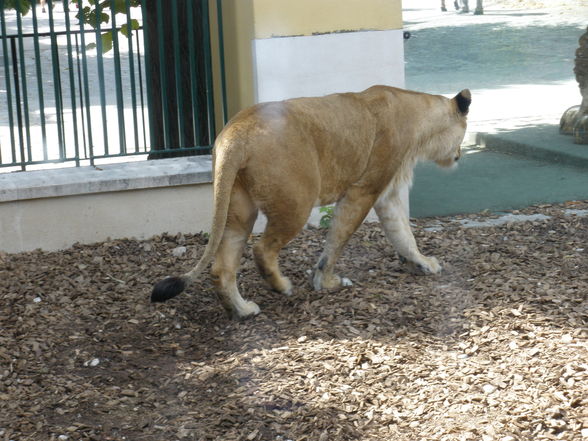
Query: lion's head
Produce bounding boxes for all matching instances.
[430,89,471,169]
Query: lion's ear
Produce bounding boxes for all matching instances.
[454,89,471,115]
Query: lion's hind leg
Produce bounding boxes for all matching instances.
[211,183,260,320]
[253,204,312,296]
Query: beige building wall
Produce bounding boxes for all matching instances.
[213,0,256,120]
[220,0,404,118]
[252,0,402,38]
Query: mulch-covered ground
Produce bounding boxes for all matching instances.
[1,201,587,441]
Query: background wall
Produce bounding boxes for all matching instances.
[221,0,404,116]
[252,0,402,38]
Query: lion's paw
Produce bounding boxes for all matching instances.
[268,275,293,296]
[279,277,293,296]
[232,301,261,321]
[341,277,353,287]
[225,301,261,320]
[313,271,353,290]
[403,255,441,275]
[421,256,441,274]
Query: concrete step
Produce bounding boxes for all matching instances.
[473,124,588,169]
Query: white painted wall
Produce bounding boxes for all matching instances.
[253,29,405,102]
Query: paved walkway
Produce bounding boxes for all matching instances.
[403,0,588,217]
[404,0,587,132]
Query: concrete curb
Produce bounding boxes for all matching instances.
[472,127,588,169]
[0,156,213,203]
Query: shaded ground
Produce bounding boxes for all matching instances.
[1,201,587,441]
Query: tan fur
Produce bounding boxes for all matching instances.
[165,86,470,319]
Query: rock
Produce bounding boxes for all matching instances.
[172,246,187,257]
[84,358,100,367]
[483,384,496,394]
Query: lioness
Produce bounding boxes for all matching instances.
[152,86,471,319]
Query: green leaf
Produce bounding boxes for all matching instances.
[120,19,138,37]
[5,0,32,15]
[100,31,113,53]
[99,11,110,24]
[86,9,109,27]
[76,5,92,22]
[113,0,127,14]
[319,215,332,229]
[318,206,334,229]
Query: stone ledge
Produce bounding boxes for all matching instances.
[473,125,588,170]
[0,156,213,202]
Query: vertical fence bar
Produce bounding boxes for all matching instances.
[125,0,140,153]
[77,3,95,164]
[47,0,66,160]
[30,1,49,161]
[170,0,185,148]
[216,0,228,126]
[156,0,172,149]
[74,33,89,160]
[95,0,110,156]
[140,0,156,151]
[0,1,18,165]
[15,0,33,164]
[10,39,25,169]
[186,0,201,146]
[63,0,81,166]
[135,30,147,151]
[110,0,127,154]
[201,0,216,143]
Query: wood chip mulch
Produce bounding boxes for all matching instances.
[1,201,587,441]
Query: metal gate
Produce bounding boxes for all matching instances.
[0,0,226,171]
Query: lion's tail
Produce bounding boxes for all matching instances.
[151,139,244,302]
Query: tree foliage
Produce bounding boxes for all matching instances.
[3,0,141,53]
[77,0,141,52]
[3,0,34,14]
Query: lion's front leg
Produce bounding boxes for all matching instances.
[312,189,377,290]
[374,186,441,275]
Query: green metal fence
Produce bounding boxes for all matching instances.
[0,0,226,172]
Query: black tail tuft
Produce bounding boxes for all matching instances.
[151,277,187,302]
